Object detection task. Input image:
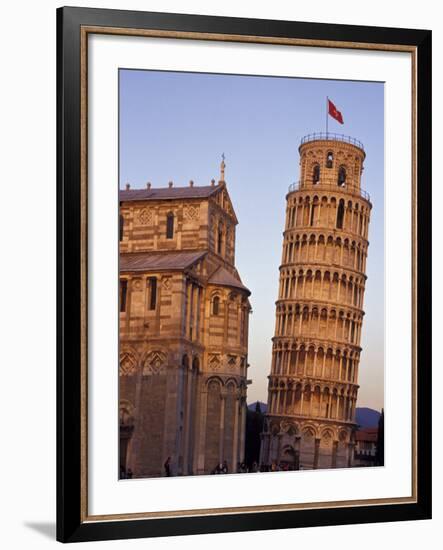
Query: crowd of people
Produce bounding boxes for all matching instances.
[121,459,299,479]
[210,460,297,474]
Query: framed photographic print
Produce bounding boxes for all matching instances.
[57,6,432,543]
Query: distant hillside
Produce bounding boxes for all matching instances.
[355,407,381,428]
[248,401,267,413]
[247,403,380,429]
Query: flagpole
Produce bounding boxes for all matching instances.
[326,96,329,137]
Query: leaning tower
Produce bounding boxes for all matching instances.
[260,133,372,470]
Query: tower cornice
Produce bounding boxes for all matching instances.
[287,181,372,205]
[278,262,368,281]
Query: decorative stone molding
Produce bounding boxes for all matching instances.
[227,355,237,371]
[161,276,172,291]
[184,205,199,220]
[119,352,137,376]
[143,351,167,375]
[208,354,222,371]
[138,208,153,225]
[132,277,142,291]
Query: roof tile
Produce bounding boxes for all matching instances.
[120,251,206,272]
[119,185,219,202]
[208,266,250,294]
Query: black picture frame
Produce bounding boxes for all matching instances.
[57,6,432,543]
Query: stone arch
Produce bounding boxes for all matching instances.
[320,427,335,440]
[211,293,222,316]
[302,424,318,438]
[206,375,224,389]
[306,346,315,377]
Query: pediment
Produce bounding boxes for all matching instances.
[212,185,238,223]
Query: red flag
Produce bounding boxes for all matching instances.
[328,99,344,124]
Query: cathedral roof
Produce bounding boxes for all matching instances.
[208,266,250,295]
[120,251,206,272]
[355,429,378,442]
[119,185,220,202]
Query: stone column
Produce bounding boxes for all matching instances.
[331,440,339,468]
[338,354,343,381]
[185,281,192,337]
[319,390,323,418]
[294,435,301,470]
[182,367,193,474]
[347,442,355,467]
[223,298,229,351]
[126,356,144,475]
[282,387,287,413]
[218,392,226,464]
[270,389,275,414]
[195,387,208,474]
[299,389,304,415]
[313,437,321,469]
[231,397,240,472]
[195,286,201,341]
[161,364,181,475]
[266,432,272,464]
[239,396,247,464]
[276,433,283,464]
[354,362,359,384]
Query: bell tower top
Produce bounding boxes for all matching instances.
[294,133,369,202]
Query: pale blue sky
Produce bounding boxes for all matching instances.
[119,69,384,411]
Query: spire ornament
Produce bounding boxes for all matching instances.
[220,152,226,182]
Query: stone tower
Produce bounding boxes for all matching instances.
[260,134,372,470]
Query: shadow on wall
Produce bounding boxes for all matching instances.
[24,522,56,540]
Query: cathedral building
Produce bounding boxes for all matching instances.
[260,134,372,470]
[119,160,251,478]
